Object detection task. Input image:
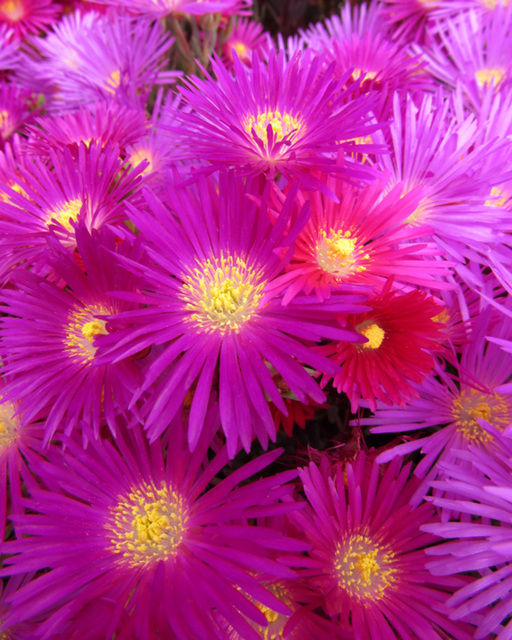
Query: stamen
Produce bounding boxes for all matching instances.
[316,229,369,278]
[64,305,109,363]
[335,533,396,600]
[452,389,512,442]
[181,254,264,333]
[47,198,83,231]
[475,67,505,90]
[109,482,188,567]
[355,320,385,350]
[0,400,19,450]
[104,69,121,95]
[244,109,304,150]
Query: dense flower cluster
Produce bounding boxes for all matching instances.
[1,0,512,638]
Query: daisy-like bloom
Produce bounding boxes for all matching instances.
[301,3,428,119]
[0,419,309,640]
[30,11,176,111]
[0,141,145,281]
[418,6,512,110]
[362,307,512,511]
[422,429,512,639]
[269,172,453,305]
[96,173,368,457]
[0,0,60,40]
[166,49,380,186]
[379,91,512,265]
[0,226,145,442]
[291,451,478,640]
[221,17,268,69]
[318,279,444,412]
[0,81,38,148]
[25,99,148,157]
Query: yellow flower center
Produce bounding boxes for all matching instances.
[248,583,292,640]
[335,534,396,600]
[0,109,10,133]
[109,482,188,567]
[475,67,506,90]
[452,389,512,442]
[104,69,121,95]
[233,41,248,58]
[351,69,377,82]
[315,229,369,278]
[47,198,83,231]
[64,305,109,363]
[0,0,24,21]
[357,322,385,350]
[0,401,19,450]
[129,148,154,176]
[182,254,264,333]
[244,109,304,149]
[486,186,509,208]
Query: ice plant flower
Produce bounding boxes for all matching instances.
[364,308,512,511]
[0,0,60,40]
[97,174,368,457]
[166,49,380,188]
[0,226,145,442]
[0,141,145,281]
[291,451,477,639]
[422,429,512,639]
[221,18,268,69]
[28,11,176,111]
[270,172,453,304]
[0,81,37,148]
[25,100,148,157]
[0,420,309,640]
[319,279,444,412]
[98,0,252,18]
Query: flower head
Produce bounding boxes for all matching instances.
[0,420,307,640]
[166,49,380,187]
[292,451,477,639]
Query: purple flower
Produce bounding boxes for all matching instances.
[0,419,308,640]
[291,450,477,639]
[165,49,380,189]
[97,173,368,457]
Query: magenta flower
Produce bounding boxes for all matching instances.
[165,49,380,188]
[0,420,308,640]
[0,226,145,442]
[97,174,368,457]
[0,0,60,40]
[25,100,148,157]
[0,141,145,281]
[291,450,477,639]
[269,172,453,304]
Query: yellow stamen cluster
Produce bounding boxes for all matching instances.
[248,583,292,640]
[182,254,264,333]
[244,109,304,149]
[335,534,396,600]
[351,69,377,82]
[0,0,24,20]
[358,322,385,350]
[109,482,188,567]
[475,67,506,90]
[104,69,121,95]
[129,148,154,176]
[486,186,509,208]
[0,109,10,134]
[0,400,19,450]
[64,304,109,363]
[316,229,369,278]
[452,388,512,442]
[47,198,83,231]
